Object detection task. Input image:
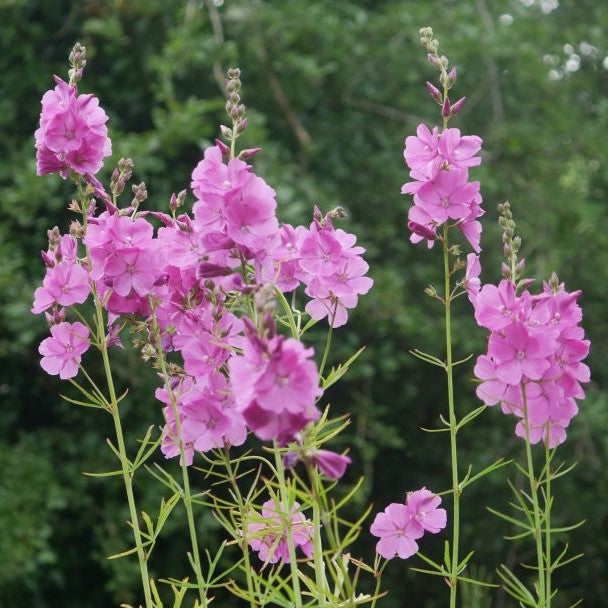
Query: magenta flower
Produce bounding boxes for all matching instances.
[247,499,313,564]
[437,128,482,168]
[463,253,481,303]
[38,321,90,379]
[32,261,90,314]
[103,247,160,297]
[370,488,446,560]
[489,322,553,385]
[35,76,111,178]
[405,488,448,535]
[229,323,322,444]
[403,124,440,173]
[415,168,480,224]
[474,279,520,331]
[312,449,352,480]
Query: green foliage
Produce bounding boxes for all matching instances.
[1,0,607,606]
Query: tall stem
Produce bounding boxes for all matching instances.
[545,438,552,608]
[307,465,327,605]
[93,296,153,607]
[443,224,460,608]
[221,448,256,607]
[151,310,207,607]
[521,383,546,607]
[273,443,302,608]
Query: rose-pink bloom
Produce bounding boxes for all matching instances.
[370,503,423,560]
[405,487,447,535]
[437,128,482,168]
[489,322,554,385]
[38,321,90,379]
[415,168,480,224]
[312,449,352,480]
[32,261,90,313]
[35,76,111,177]
[403,124,440,173]
[229,328,322,444]
[464,253,481,304]
[474,279,520,331]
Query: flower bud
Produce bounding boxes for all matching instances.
[237,117,249,133]
[450,96,466,115]
[238,147,262,159]
[47,226,61,250]
[448,67,457,84]
[426,81,442,101]
[220,124,232,139]
[214,138,230,156]
[69,220,85,239]
[501,262,512,280]
[442,97,451,118]
[424,285,438,298]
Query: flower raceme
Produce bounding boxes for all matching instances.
[472,277,590,447]
[35,76,111,178]
[402,124,484,252]
[370,488,447,560]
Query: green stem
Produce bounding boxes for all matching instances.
[221,448,257,607]
[521,383,546,607]
[307,465,327,605]
[273,443,302,608]
[93,295,153,608]
[151,308,208,607]
[318,321,334,379]
[443,224,460,608]
[545,436,552,608]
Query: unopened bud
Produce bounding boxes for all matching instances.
[450,96,466,115]
[501,262,512,280]
[68,198,81,213]
[227,67,241,79]
[428,53,442,68]
[220,124,232,139]
[141,343,156,362]
[512,236,521,252]
[237,117,249,133]
[426,81,442,101]
[424,285,438,298]
[442,97,451,118]
[238,147,262,159]
[69,220,85,239]
[328,206,347,220]
[214,138,230,156]
[448,67,457,84]
[47,226,61,250]
[131,182,147,204]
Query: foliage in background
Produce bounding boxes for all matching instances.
[1,1,607,606]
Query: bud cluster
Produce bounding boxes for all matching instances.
[110,158,135,198]
[419,27,465,120]
[498,202,524,282]
[68,42,86,85]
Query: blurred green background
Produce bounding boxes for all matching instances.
[1,0,607,606]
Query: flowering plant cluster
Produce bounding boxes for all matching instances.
[30,32,589,608]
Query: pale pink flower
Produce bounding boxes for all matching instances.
[38,321,90,379]
[32,261,90,313]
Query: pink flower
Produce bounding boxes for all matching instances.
[405,488,448,535]
[437,128,482,168]
[35,76,111,178]
[463,253,481,303]
[488,322,553,385]
[38,321,90,379]
[370,488,446,560]
[32,261,90,313]
[103,247,160,297]
[312,449,352,479]
[474,279,520,331]
[415,169,480,224]
[403,124,440,173]
[247,499,313,564]
[229,322,322,444]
